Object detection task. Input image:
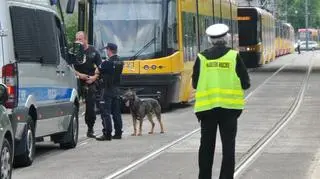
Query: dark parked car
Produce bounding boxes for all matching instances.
[0,84,14,179]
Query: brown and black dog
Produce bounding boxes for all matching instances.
[122,90,164,136]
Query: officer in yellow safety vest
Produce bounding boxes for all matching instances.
[192,24,250,179]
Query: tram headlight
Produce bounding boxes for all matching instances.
[246,47,256,51]
[151,65,157,70]
[143,65,149,70]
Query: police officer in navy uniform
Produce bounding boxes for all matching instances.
[192,24,250,179]
[73,31,101,138]
[96,43,124,141]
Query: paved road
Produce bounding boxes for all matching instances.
[13,52,320,179]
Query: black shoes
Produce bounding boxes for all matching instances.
[87,129,96,138]
[96,135,112,141]
[87,128,121,140]
[95,135,121,140]
[112,135,122,139]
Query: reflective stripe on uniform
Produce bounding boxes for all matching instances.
[195,88,243,98]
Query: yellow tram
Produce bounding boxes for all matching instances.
[78,0,238,108]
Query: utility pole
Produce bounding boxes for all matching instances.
[305,0,309,50]
[285,0,288,22]
[273,0,276,17]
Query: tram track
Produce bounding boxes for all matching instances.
[234,52,315,178]
[102,54,306,179]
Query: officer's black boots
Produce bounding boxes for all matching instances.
[96,135,112,141]
[112,135,121,139]
[87,129,95,138]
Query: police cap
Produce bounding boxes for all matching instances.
[105,43,118,51]
[205,24,229,38]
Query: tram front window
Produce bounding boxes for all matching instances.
[93,0,164,60]
[239,20,258,46]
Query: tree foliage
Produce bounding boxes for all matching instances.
[65,13,78,47]
[277,0,320,30]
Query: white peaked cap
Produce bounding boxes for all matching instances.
[205,24,229,38]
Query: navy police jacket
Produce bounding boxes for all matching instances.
[99,55,124,96]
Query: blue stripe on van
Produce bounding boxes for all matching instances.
[18,87,73,104]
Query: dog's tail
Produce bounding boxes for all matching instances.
[149,99,161,119]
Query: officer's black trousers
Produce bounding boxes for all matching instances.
[84,84,97,131]
[99,95,123,136]
[197,108,242,179]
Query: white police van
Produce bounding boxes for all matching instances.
[0,0,78,167]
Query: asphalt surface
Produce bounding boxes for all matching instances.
[12,51,320,179]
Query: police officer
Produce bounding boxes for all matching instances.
[96,43,124,141]
[192,24,250,179]
[73,31,102,138]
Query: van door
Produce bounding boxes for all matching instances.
[10,6,67,137]
[54,15,77,127]
[32,9,74,137]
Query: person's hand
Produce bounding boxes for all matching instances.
[86,76,97,84]
[77,73,88,80]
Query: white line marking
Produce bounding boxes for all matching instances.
[103,129,200,179]
[78,142,88,147]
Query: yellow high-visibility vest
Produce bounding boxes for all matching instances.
[194,50,245,113]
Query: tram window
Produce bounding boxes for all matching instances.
[198,16,210,51]
[257,21,261,42]
[167,0,178,54]
[192,16,196,34]
[182,13,197,62]
[205,18,209,29]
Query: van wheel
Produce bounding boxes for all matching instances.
[1,139,12,179]
[60,105,79,149]
[14,117,35,167]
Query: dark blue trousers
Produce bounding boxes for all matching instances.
[99,95,123,137]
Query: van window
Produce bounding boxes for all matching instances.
[10,6,60,65]
[36,10,60,65]
[10,6,39,62]
[55,17,66,60]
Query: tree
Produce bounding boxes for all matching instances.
[65,13,78,47]
[277,0,320,29]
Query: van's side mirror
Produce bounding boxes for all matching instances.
[66,0,76,14]
[0,84,8,105]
